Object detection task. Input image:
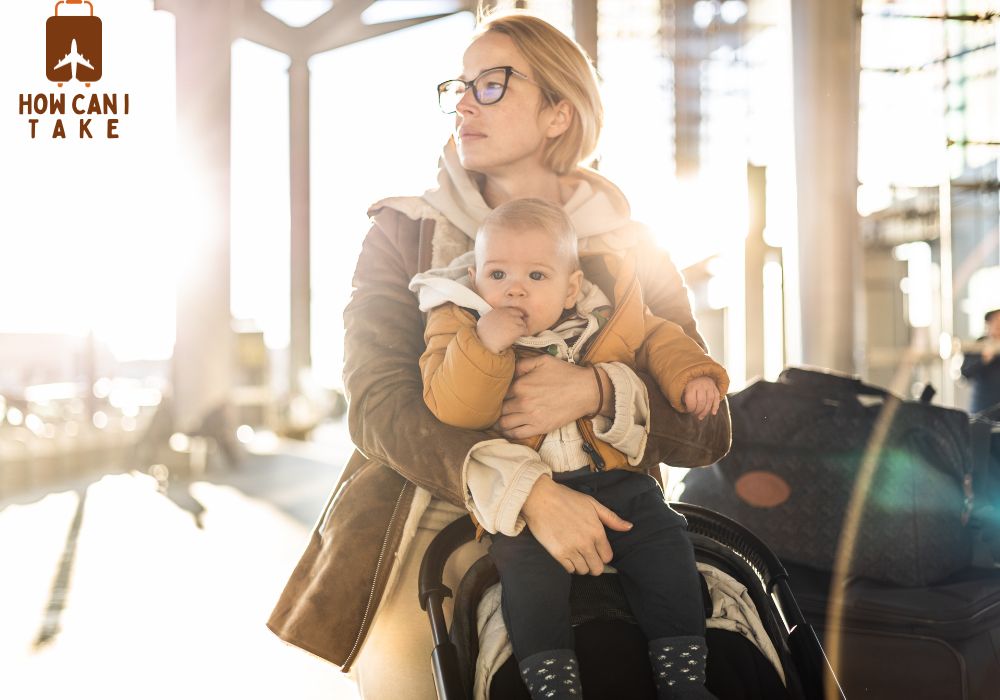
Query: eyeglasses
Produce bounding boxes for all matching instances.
[437,66,550,114]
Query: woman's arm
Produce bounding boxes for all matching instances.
[632,237,732,468]
[343,211,491,506]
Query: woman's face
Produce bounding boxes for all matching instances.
[453,33,566,177]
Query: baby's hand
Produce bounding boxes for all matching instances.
[683,376,721,421]
[477,307,528,354]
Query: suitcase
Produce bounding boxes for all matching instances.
[680,367,978,587]
[970,405,1000,562]
[785,560,1000,700]
[46,1,102,85]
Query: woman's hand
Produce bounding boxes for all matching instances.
[521,474,633,575]
[497,355,609,439]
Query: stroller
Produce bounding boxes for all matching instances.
[418,502,845,699]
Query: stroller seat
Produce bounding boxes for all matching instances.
[418,502,844,699]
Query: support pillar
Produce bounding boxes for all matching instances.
[289,56,311,396]
[790,0,861,373]
[745,165,767,380]
[670,0,704,178]
[158,0,236,432]
[572,0,598,66]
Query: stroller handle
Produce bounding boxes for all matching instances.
[418,516,475,611]
[419,516,476,700]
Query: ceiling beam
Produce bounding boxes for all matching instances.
[299,13,460,58]
[238,0,299,53]
[233,0,474,60]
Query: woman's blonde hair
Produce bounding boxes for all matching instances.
[474,10,603,175]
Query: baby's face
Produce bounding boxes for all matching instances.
[472,224,582,336]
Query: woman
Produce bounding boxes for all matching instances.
[267,10,731,698]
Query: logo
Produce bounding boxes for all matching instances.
[47,1,102,86]
[18,0,129,140]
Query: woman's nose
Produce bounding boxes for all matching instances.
[456,88,478,115]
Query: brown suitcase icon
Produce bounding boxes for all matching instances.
[46,0,102,86]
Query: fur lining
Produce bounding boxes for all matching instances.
[431,217,473,269]
[369,194,473,270]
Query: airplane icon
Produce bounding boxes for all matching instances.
[53,38,94,87]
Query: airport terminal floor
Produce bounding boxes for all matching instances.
[1,422,361,700]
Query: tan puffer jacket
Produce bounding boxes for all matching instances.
[419,252,730,472]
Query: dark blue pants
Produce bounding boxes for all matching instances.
[489,469,706,661]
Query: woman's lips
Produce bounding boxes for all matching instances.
[459,130,486,142]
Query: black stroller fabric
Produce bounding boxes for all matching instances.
[422,506,840,700]
[479,552,811,698]
[681,367,975,586]
[488,620,791,700]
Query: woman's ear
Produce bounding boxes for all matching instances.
[564,269,583,308]
[544,99,573,139]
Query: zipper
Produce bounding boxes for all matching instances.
[579,276,637,365]
[581,440,606,471]
[574,276,637,474]
[343,482,409,670]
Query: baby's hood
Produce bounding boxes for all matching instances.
[408,251,491,314]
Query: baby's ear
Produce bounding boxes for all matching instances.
[468,267,477,287]
[564,269,584,308]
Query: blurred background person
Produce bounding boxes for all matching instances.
[961,308,1000,414]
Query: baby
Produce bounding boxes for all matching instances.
[411,198,727,700]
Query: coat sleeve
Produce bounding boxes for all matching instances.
[463,439,551,536]
[961,348,986,378]
[633,234,706,349]
[591,361,650,466]
[631,234,733,468]
[343,212,491,507]
[420,304,516,430]
[637,309,731,413]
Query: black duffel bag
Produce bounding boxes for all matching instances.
[680,367,976,587]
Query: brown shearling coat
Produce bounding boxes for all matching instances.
[265,206,733,670]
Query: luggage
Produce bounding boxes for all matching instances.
[970,404,1000,561]
[47,1,103,85]
[786,560,1000,700]
[680,367,979,587]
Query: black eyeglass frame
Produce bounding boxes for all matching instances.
[436,65,551,114]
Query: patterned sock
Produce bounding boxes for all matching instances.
[648,635,715,699]
[518,648,582,699]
